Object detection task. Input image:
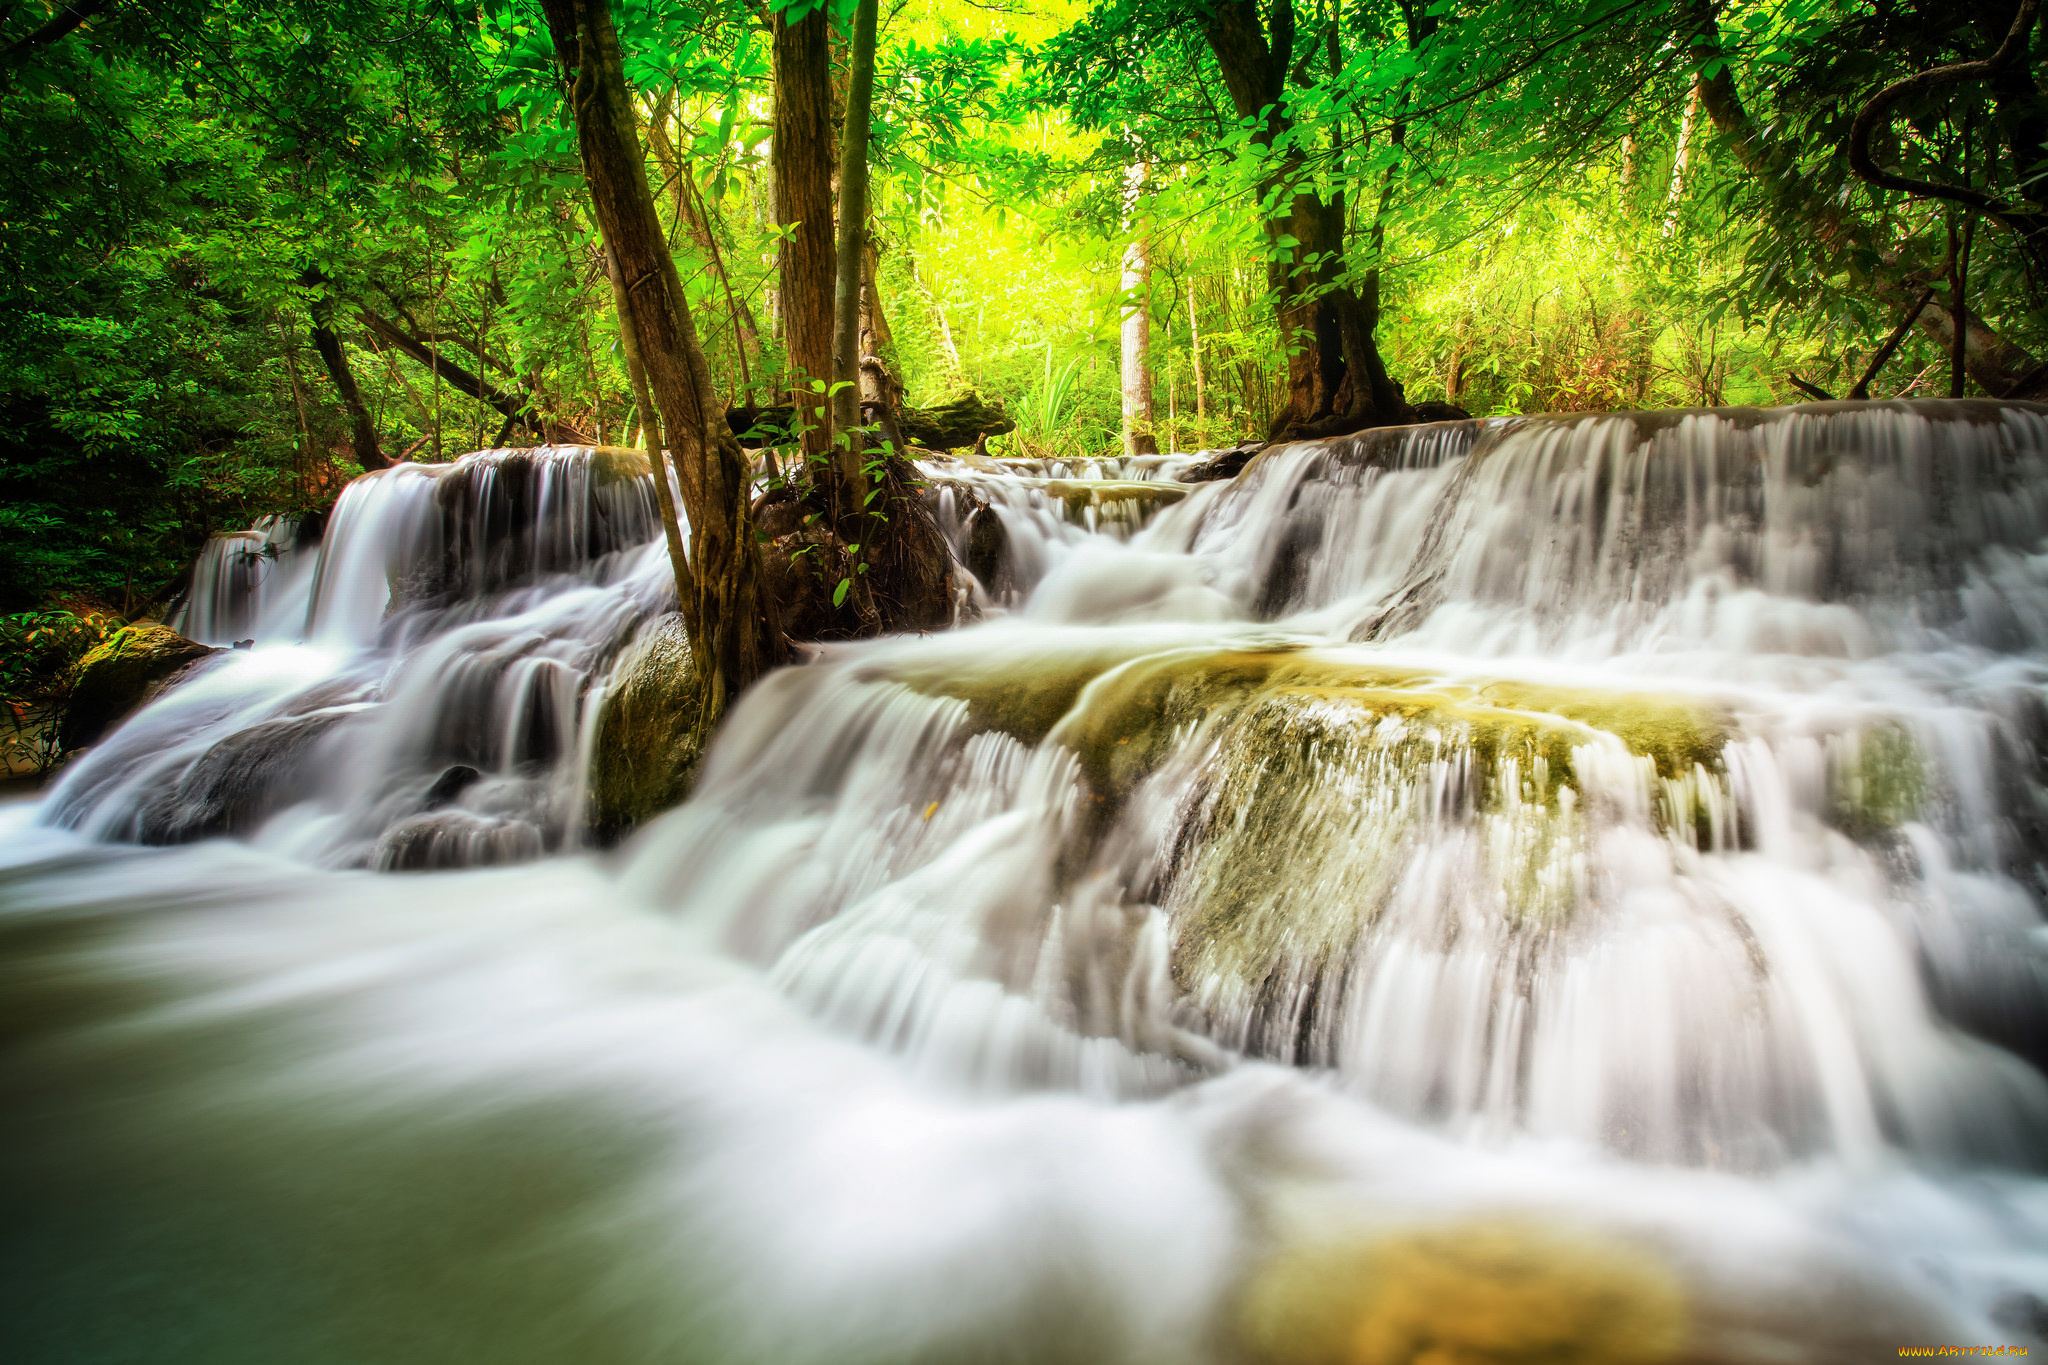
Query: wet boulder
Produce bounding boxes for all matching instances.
[60,623,218,751]
[586,614,703,842]
[133,710,349,843]
[1181,441,1265,483]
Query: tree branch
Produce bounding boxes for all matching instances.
[1848,287,1936,399]
[1847,0,2045,244]
[2,0,117,63]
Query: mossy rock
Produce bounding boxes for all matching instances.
[1828,720,1929,839]
[59,622,218,751]
[882,636,1163,747]
[1240,1219,1687,1365]
[587,445,652,485]
[1038,479,1188,524]
[586,614,703,842]
[1047,650,1727,813]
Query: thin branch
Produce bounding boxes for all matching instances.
[1848,287,1935,399]
[2,0,116,62]
[1847,0,2045,243]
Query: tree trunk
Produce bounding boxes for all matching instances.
[1188,275,1207,436]
[858,236,903,428]
[1663,77,1701,234]
[542,0,784,721]
[644,93,766,400]
[1201,0,1405,441]
[308,319,389,471]
[773,7,836,463]
[830,0,878,471]
[607,249,693,606]
[1119,160,1158,456]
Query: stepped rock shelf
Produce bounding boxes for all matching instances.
[13,400,2048,1363]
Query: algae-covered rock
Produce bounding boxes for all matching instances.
[1240,1219,1687,1365]
[59,622,218,751]
[586,614,702,842]
[588,445,651,485]
[1828,720,1929,839]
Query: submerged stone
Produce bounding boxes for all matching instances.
[133,709,348,844]
[586,614,702,842]
[1239,1219,1687,1365]
[59,622,218,751]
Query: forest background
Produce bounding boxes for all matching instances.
[3,0,2044,644]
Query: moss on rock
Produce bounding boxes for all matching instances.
[1240,1219,1687,1365]
[586,614,703,842]
[59,622,217,751]
[588,444,652,485]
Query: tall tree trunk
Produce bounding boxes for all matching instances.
[1188,275,1207,435]
[644,93,766,400]
[773,7,836,464]
[607,249,693,605]
[1119,160,1158,456]
[1663,77,1701,234]
[830,0,878,475]
[1202,0,1405,440]
[308,320,389,470]
[542,0,784,721]
[858,236,903,426]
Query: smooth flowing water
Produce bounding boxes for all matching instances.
[7,403,2048,1364]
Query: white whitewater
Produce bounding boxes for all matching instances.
[7,402,2048,1363]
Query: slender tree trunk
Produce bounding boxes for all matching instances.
[309,321,389,470]
[1202,0,1405,440]
[830,0,878,474]
[773,8,836,463]
[607,250,693,604]
[644,94,766,401]
[858,237,902,421]
[1188,275,1207,436]
[541,0,784,721]
[1951,216,1976,397]
[1663,77,1701,234]
[1119,160,1159,456]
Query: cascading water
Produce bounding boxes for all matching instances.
[168,513,320,645]
[47,445,670,868]
[7,401,2048,1363]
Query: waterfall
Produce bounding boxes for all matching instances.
[46,446,671,867]
[11,403,2048,1360]
[168,513,320,646]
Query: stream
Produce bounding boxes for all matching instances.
[8,401,2048,1363]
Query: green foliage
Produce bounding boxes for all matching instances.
[0,609,116,775]
[4,0,2044,615]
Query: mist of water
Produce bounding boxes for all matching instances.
[11,402,2048,1362]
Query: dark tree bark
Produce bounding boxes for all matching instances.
[607,249,693,604]
[2,0,116,63]
[541,0,783,719]
[773,7,836,465]
[308,320,389,471]
[1201,0,1406,440]
[1846,0,2046,270]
